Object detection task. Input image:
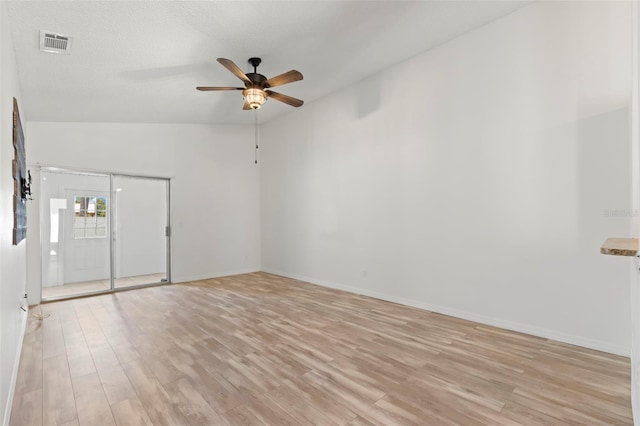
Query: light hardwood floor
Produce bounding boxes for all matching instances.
[10,272,632,425]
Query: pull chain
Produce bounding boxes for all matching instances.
[254,110,259,164]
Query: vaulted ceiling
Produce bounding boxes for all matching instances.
[6,1,529,125]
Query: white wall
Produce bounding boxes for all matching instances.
[0,2,28,424]
[26,122,260,302]
[261,1,632,355]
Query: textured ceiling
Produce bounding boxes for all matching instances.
[6,1,529,125]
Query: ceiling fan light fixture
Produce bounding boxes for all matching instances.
[243,88,267,109]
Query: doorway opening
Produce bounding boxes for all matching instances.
[40,168,171,301]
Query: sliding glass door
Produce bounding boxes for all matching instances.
[40,168,170,301]
[41,170,111,299]
[112,175,169,289]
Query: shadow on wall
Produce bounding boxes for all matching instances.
[353,73,382,119]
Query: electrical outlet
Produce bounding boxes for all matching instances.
[20,293,29,313]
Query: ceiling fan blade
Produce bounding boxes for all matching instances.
[196,87,244,91]
[266,90,304,107]
[243,102,252,110]
[217,58,251,84]
[265,70,303,88]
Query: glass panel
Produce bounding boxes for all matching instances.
[72,196,108,239]
[113,175,168,289]
[41,171,111,300]
[96,197,107,218]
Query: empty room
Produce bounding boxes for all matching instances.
[0,0,638,425]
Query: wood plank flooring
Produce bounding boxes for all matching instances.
[10,272,632,425]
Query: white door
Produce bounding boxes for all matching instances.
[63,189,110,284]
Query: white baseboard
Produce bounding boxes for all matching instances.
[261,268,630,357]
[172,268,261,284]
[3,308,28,426]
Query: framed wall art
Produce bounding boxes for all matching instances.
[12,97,29,245]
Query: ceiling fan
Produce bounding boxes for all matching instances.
[197,57,304,110]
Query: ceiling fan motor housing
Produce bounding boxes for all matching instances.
[246,73,267,86]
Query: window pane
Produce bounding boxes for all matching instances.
[73,195,108,239]
[74,217,85,229]
[87,198,96,216]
